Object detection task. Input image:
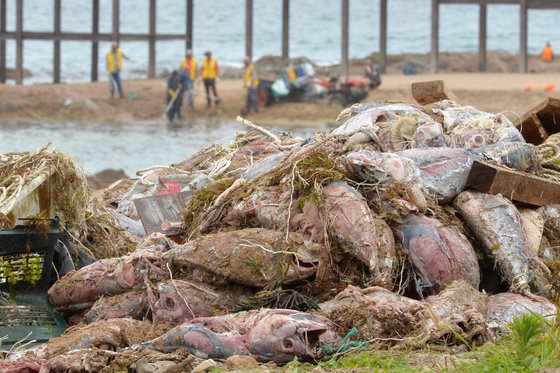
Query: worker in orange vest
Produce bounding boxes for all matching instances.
[541,42,554,62]
[181,49,197,108]
[200,50,220,108]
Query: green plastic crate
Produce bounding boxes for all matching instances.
[0,218,67,350]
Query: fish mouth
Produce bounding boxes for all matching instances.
[298,327,326,359]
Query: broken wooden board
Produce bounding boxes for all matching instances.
[513,97,560,145]
[465,161,560,207]
[411,80,458,106]
[134,191,193,235]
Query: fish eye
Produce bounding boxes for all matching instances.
[165,297,175,309]
[283,338,294,351]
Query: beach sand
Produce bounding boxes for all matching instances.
[0,72,558,127]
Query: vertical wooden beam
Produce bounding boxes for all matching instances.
[341,0,349,79]
[91,0,99,81]
[520,0,528,73]
[148,0,155,78]
[379,0,387,74]
[15,0,23,85]
[245,0,253,59]
[53,0,61,83]
[186,0,193,50]
[282,0,289,60]
[478,3,486,72]
[0,0,6,83]
[112,0,119,43]
[430,0,439,73]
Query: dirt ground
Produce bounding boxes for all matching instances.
[0,72,557,128]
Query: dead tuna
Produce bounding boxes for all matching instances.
[417,281,488,344]
[48,249,167,312]
[412,122,447,148]
[398,148,473,202]
[485,292,557,337]
[453,191,533,294]
[401,214,480,296]
[137,309,338,363]
[321,182,396,286]
[85,290,149,324]
[163,228,318,287]
[345,150,420,185]
[146,279,238,328]
[469,142,539,173]
[319,285,424,339]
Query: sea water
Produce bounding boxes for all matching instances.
[2,0,560,84]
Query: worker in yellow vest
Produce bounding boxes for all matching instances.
[181,49,197,107]
[200,50,220,108]
[242,56,260,115]
[106,42,132,98]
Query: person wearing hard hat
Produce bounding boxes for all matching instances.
[106,42,133,98]
[541,42,554,62]
[200,50,220,108]
[242,56,260,115]
[181,49,197,108]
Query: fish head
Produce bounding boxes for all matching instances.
[345,151,418,184]
[247,313,328,363]
[149,282,195,327]
[413,122,446,148]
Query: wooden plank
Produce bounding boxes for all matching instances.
[148,0,155,78]
[411,80,458,105]
[245,0,253,59]
[186,0,193,50]
[0,31,188,41]
[380,0,387,74]
[431,0,439,73]
[91,0,99,82]
[134,191,193,235]
[53,0,61,83]
[341,0,349,79]
[0,0,6,83]
[519,0,528,73]
[478,3,486,72]
[15,0,23,85]
[282,0,289,59]
[465,161,560,207]
[514,97,560,144]
[528,0,560,9]
[440,0,518,4]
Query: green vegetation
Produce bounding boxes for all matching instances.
[277,312,560,372]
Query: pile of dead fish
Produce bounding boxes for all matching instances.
[2,100,560,372]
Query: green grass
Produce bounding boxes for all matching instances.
[277,312,560,373]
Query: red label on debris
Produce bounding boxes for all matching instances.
[156,180,182,195]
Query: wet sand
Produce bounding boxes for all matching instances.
[0,73,558,127]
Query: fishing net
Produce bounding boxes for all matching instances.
[0,143,89,238]
[537,133,560,182]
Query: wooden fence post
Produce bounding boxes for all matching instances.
[341,0,349,80]
[478,3,486,72]
[520,0,528,73]
[430,0,439,73]
[380,0,387,73]
[0,0,6,83]
[149,0,155,78]
[282,0,289,60]
[186,0,193,51]
[92,0,99,81]
[53,0,61,83]
[245,0,253,59]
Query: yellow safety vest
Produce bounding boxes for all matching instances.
[245,64,259,87]
[181,58,198,81]
[201,58,218,79]
[107,49,123,73]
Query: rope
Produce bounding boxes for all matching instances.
[322,327,368,359]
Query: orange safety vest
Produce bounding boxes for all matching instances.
[201,58,219,79]
[107,49,123,73]
[181,58,198,81]
[542,46,554,62]
[245,64,259,87]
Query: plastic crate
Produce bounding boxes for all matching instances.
[0,218,67,349]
